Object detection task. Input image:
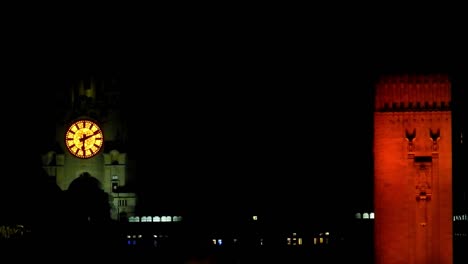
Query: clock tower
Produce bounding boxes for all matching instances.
[42,75,137,222]
[373,74,453,264]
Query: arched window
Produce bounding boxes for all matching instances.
[363,213,369,219]
[370,212,375,219]
[162,216,172,222]
[355,212,362,219]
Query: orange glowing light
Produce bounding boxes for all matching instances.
[65,119,104,159]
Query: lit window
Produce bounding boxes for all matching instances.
[355,212,362,219]
[363,213,369,219]
[252,215,258,221]
[153,216,161,222]
[370,212,375,219]
[112,175,118,180]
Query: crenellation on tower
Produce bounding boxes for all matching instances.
[375,74,451,112]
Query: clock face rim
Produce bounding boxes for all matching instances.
[65,119,104,159]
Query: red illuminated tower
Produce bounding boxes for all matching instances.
[373,74,453,264]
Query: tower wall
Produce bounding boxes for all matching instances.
[374,74,453,264]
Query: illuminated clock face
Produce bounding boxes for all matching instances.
[65,119,104,159]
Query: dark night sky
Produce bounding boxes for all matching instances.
[4,15,467,223]
[119,41,464,218]
[104,48,462,218]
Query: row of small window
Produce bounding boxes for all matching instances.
[126,234,168,239]
[128,216,183,222]
[211,236,330,247]
[210,232,331,247]
[355,212,375,219]
[126,234,169,247]
[127,234,168,247]
[356,212,468,221]
[288,232,331,246]
[286,237,330,246]
[123,232,468,247]
[124,232,333,247]
[453,214,467,221]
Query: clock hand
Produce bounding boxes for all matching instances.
[80,130,101,141]
[79,134,88,151]
[81,137,86,152]
[79,134,87,142]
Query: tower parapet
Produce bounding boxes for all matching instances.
[375,74,451,112]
